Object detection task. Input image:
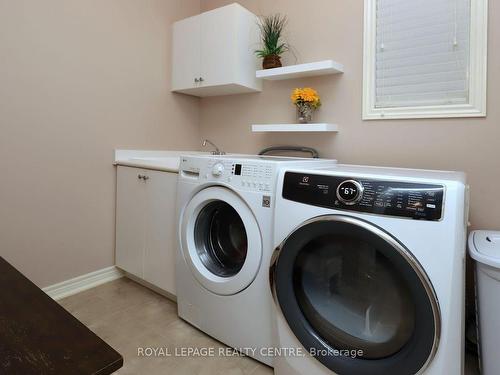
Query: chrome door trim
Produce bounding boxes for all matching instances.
[270,214,441,374]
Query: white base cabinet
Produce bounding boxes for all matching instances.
[116,166,177,295]
[171,3,262,97]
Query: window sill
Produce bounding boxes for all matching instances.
[362,103,487,120]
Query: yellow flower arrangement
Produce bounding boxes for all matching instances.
[291,87,321,109]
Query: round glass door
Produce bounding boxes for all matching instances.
[181,186,262,296]
[273,215,440,375]
[194,201,248,278]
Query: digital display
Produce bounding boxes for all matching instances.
[338,181,360,202]
[234,164,242,175]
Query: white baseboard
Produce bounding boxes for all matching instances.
[43,266,124,301]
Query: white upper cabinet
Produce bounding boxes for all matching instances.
[171,3,262,97]
[200,6,235,88]
[171,14,201,93]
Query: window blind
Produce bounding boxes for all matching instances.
[375,0,470,108]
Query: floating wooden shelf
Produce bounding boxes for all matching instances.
[256,60,344,81]
[251,123,339,133]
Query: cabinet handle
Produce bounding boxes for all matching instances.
[199,77,204,82]
[143,175,150,181]
[194,78,200,83]
[138,174,143,180]
[137,174,149,181]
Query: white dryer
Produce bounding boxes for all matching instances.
[270,165,468,375]
[176,154,336,366]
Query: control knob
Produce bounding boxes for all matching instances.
[212,163,224,177]
[336,180,364,205]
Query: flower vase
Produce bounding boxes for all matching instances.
[297,104,313,124]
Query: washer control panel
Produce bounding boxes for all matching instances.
[230,162,273,191]
[182,158,274,192]
[283,172,445,221]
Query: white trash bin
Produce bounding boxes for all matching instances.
[469,230,500,375]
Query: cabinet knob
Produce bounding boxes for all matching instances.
[138,174,143,180]
[143,176,150,181]
[194,78,200,83]
[199,77,204,82]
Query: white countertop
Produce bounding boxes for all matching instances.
[114,150,328,173]
[114,149,209,173]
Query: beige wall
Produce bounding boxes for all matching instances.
[200,0,500,231]
[1,0,498,288]
[0,0,201,287]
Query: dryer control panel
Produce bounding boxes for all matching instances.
[283,172,445,221]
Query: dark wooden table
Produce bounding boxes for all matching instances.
[0,256,123,374]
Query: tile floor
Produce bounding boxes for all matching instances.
[59,277,271,375]
[59,277,479,375]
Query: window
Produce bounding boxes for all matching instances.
[363,0,488,119]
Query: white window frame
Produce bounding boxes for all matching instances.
[362,0,488,120]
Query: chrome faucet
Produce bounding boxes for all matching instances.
[202,139,225,155]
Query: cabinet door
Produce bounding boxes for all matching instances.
[143,170,177,295]
[171,15,201,91]
[200,5,236,87]
[116,167,146,278]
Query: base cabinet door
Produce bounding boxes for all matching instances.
[143,170,177,295]
[115,166,178,295]
[115,167,146,279]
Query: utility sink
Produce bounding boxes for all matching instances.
[114,150,216,173]
[124,156,183,171]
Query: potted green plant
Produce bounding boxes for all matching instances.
[255,14,289,69]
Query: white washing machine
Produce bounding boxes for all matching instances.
[270,165,468,375]
[176,154,336,366]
